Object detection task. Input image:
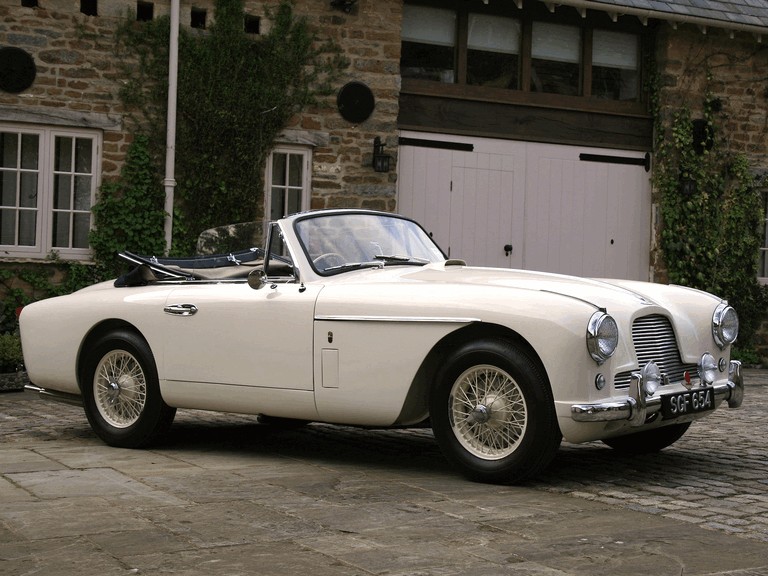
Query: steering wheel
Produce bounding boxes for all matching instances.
[313,252,346,270]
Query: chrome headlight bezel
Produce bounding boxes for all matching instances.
[586,311,619,365]
[712,303,739,349]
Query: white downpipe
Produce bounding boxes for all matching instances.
[163,0,180,254]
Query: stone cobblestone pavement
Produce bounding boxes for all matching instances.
[0,370,766,575]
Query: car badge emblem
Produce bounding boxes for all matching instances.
[683,371,693,389]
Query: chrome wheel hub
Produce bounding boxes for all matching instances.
[94,350,147,429]
[450,365,528,460]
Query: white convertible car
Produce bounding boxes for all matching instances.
[20,209,743,483]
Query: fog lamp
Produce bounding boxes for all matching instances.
[641,361,661,397]
[699,353,717,385]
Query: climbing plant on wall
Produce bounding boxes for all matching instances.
[113,0,346,253]
[654,93,768,351]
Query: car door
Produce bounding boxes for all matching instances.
[159,281,321,390]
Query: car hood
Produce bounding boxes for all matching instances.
[396,264,660,309]
[318,262,722,321]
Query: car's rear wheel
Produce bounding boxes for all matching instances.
[81,330,175,448]
[602,422,691,454]
[430,339,561,484]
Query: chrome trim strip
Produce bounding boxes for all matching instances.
[314,315,479,323]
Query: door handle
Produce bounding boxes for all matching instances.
[164,303,198,316]
[504,244,513,257]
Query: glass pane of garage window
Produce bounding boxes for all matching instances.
[592,30,639,100]
[531,22,581,96]
[401,5,456,83]
[0,210,16,244]
[467,14,520,89]
[0,132,18,168]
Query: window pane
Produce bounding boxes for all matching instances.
[467,14,520,89]
[52,212,70,248]
[0,209,16,244]
[401,5,456,83]
[270,188,285,220]
[55,137,73,172]
[1,172,16,206]
[531,22,581,96]
[592,30,639,100]
[72,212,90,248]
[20,172,38,208]
[287,189,301,216]
[1,133,18,168]
[272,153,286,186]
[74,138,93,173]
[19,210,36,246]
[74,175,92,210]
[21,133,39,170]
[54,174,72,209]
[288,154,303,187]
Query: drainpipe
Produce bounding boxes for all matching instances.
[163,0,180,255]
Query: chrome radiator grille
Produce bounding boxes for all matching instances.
[614,314,698,390]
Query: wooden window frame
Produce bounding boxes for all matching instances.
[401,0,651,118]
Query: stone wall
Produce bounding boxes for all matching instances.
[653,23,768,362]
[285,0,402,212]
[0,0,402,213]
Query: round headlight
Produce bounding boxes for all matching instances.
[699,352,717,385]
[712,303,739,349]
[587,311,618,364]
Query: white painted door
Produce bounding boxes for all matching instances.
[397,133,525,268]
[397,131,651,280]
[523,142,650,279]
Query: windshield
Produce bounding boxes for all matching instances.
[294,213,445,274]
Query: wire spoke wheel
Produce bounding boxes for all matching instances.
[450,364,528,460]
[431,339,561,483]
[94,350,147,428]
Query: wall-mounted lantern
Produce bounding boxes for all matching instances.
[372,137,391,173]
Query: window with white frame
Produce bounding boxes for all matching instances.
[266,147,311,221]
[0,125,100,260]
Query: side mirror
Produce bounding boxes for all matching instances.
[247,269,268,290]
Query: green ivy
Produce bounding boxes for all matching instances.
[654,92,768,350]
[114,0,346,253]
[90,134,167,277]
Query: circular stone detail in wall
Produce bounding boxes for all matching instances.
[336,81,375,124]
[0,47,37,93]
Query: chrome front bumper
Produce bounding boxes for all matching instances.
[571,360,743,426]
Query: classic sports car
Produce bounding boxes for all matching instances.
[20,209,743,483]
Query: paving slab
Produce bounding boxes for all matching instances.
[1,371,767,575]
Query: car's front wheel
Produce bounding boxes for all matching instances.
[430,339,561,484]
[81,330,175,448]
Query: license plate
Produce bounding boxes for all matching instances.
[661,387,715,419]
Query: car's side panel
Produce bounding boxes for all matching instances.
[19,282,176,395]
[313,319,472,426]
[159,381,319,420]
[158,282,319,390]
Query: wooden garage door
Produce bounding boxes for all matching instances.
[397,131,651,280]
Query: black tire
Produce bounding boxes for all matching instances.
[602,422,691,454]
[80,330,176,448]
[430,338,562,484]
